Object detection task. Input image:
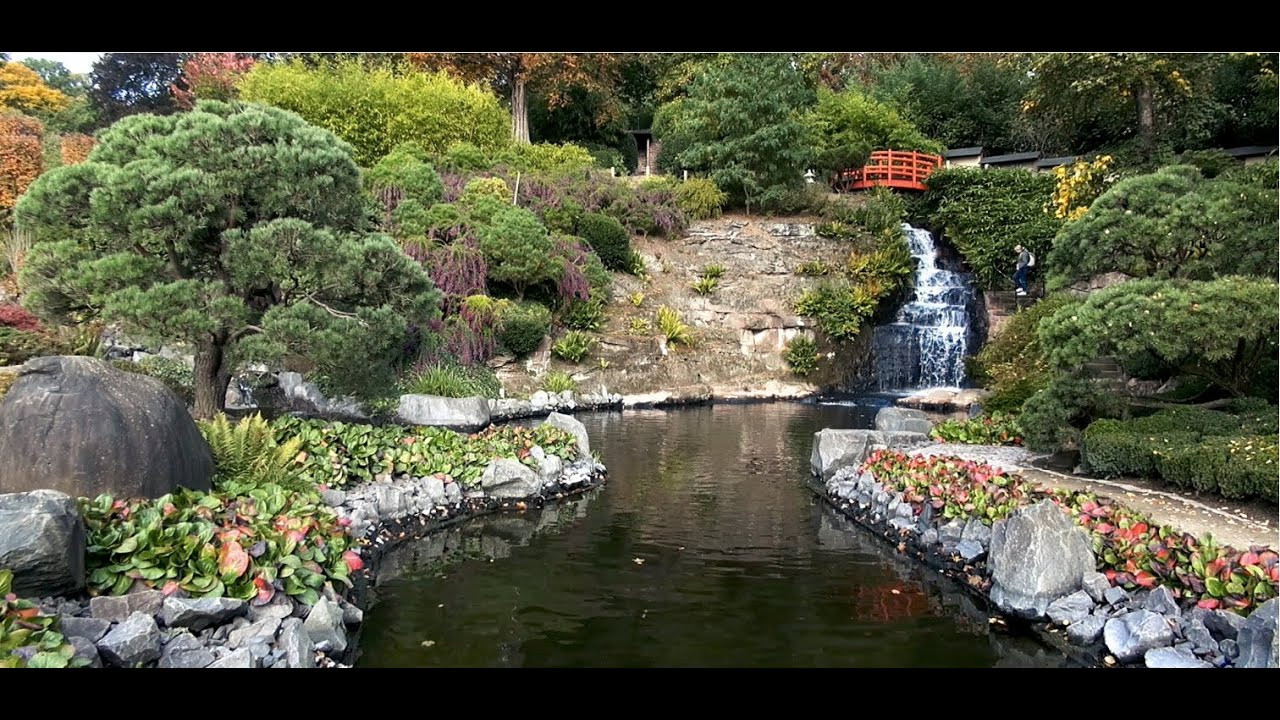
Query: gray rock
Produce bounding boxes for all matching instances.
[1047,590,1096,626]
[956,539,986,562]
[1066,614,1106,644]
[340,601,363,626]
[1144,585,1181,618]
[1235,597,1278,668]
[208,647,255,668]
[90,590,164,623]
[0,356,213,498]
[96,611,162,667]
[1144,646,1212,668]
[939,518,966,545]
[1204,608,1247,640]
[373,484,406,519]
[420,476,446,505]
[535,452,564,482]
[58,615,111,643]
[543,412,591,459]
[1184,619,1219,655]
[247,641,271,660]
[158,631,214,668]
[246,595,294,623]
[0,490,85,597]
[874,407,933,434]
[396,394,491,433]
[1104,585,1130,607]
[1104,610,1175,663]
[161,596,247,631]
[444,481,462,504]
[894,500,914,519]
[920,528,939,547]
[889,517,916,532]
[68,635,103,667]
[1082,571,1111,603]
[809,429,926,481]
[303,597,347,655]
[988,501,1095,620]
[228,616,281,649]
[960,518,992,547]
[320,489,346,507]
[479,459,543,499]
[1220,638,1239,660]
[276,618,314,668]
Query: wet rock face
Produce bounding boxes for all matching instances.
[0,356,213,498]
[1103,610,1175,663]
[0,489,85,597]
[987,500,1095,620]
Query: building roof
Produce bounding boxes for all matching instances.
[1035,155,1080,168]
[1222,145,1278,158]
[982,151,1042,165]
[943,146,984,159]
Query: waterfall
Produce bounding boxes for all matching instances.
[869,224,975,391]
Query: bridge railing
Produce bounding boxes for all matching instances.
[833,150,944,192]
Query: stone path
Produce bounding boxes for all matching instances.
[908,443,1278,551]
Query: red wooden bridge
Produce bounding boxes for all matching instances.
[832,150,943,192]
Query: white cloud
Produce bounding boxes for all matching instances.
[7,52,104,74]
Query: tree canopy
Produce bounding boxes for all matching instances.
[89,53,188,124]
[15,100,439,417]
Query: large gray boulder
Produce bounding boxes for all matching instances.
[988,500,1095,619]
[810,429,927,481]
[875,407,933,435]
[396,394,491,433]
[1104,610,1174,663]
[0,489,85,597]
[96,611,162,667]
[479,459,543,499]
[161,596,247,631]
[543,412,591,459]
[1236,597,1278,668]
[0,356,213,498]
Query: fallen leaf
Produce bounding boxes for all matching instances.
[633,558,645,565]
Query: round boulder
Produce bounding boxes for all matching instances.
[0,356,213,498]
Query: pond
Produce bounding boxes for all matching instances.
[356,402,1073,667]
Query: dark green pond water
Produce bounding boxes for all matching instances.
[357,402,1070,667]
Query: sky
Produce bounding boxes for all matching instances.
[6,52,104,74]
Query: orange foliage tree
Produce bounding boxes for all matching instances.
[59,133,95,165]
[0,114,44,218]
[0,62,69,114]
[407,53,622,144]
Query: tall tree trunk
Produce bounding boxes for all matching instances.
[512,76,530,145]
[1135,80,1155,157]
[193,335,230,420]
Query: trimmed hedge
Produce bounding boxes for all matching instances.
[1082,406,1279,501]
[498,303,551,357]
[578,212,631,271]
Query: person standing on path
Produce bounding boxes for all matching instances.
[1013,244,1032,296]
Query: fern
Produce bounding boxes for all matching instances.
[199,413,308,494]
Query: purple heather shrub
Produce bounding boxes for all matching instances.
[426,238,488,305]
[439,172,468,203]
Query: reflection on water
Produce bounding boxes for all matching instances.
[357,403,1072,667]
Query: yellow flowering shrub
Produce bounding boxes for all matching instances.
[1049,155,1117,221]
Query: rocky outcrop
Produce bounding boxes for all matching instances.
[874,407,933,434]
[1236,597,1278,668]
[0,356,213,498]
[0,490,85,597]
[479,459,544,499]
[396,394,491,433]
[810,429,928,481]
[543,412,591,458]
[987,500,1095,620]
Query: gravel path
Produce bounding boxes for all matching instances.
[907,443,1278,551]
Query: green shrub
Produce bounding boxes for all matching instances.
[691,276,718,295]
[674,178,727,220]
[970,294,1079,412]
[794,259,832,276]
[552,330,595,363]
[238,59,510,166]
[1179,148,1236,178]
[578,212,631,271]
[1153,436,1278,501]
[1020,374,1123,451]
[403,363,501,399]
[499,303,551,356]
[626,249,648,277]
[628,291,645,307]
[365,143,444,205]
[794,280,881,341]
[0,326,53,366]
[113,356,195,405]
[783,336,819,376]
[477,206,561,299]
[441,141,491,172]
[923,168,1061,290]
[1,570,86,668]
[656,306,692,347]
[816,220,860,241]
[805,87,944,178]
[489,143,595,175]
[930,413,1023,445]
[563,298,606,331]
[542,370,576,394]
[700,263,725,280]
[1083,420,1196,477]
[628,317,652,335]
[848,186,906,242]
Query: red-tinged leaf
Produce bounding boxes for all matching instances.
[161,580,182,596]
[218,540,250,579]
[16,607,39,620]
[1095,523,1115,534]
[1240,552,1260,566]
[343,550,364,572]
[286,529,307,544]
[162,502,177,517]
[1104,569,1118,582]
[337,517,352,527]
[1134,571,1158,588]
[253,576,276,604]
[1131,522,1149,536]
[1196,598,1220,610]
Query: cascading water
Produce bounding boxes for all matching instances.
[870,224,975,391]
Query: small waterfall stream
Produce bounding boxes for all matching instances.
[870,224,976,391]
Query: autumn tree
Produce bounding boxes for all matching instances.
[59,133,95,165]
[171,53,256,109]
[15,101,440,417]
[0,62,70,115]
[408,53,623,144]
[0,114,44,221]
[89,53,187,124]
